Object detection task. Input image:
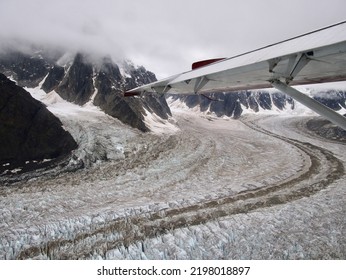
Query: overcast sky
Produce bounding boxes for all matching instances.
[0,0,345,78]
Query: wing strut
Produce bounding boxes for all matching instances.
[271,80,346,130]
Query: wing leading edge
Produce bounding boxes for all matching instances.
[125,21,346,129]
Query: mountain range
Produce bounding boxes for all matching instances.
[1,49,346,173]
[0,50,171,173]
[0,51,171,131]
[169,89,346,119]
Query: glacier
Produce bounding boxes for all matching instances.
[0,85,345,260]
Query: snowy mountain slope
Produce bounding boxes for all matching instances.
[168,83,346,120]
[20,84,178,172]
[168,83,346,143]
[0,49,178,176]
[0,50,171,132]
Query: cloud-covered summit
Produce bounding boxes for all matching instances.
[1,0,346,78]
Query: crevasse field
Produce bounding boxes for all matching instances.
[0,87,345,260]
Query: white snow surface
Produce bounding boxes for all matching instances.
[0,85,345,260]
[143,108,180,135]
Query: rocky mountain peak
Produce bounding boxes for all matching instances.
[169,90,295,119]
[55,52,94,105]
[0,50,171,132]
[170,87,346,120]
[0,51,50,88]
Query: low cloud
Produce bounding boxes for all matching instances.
[1,0,345,78]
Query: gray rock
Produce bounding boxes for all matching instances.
[56,53,94,105]
[0,73,77,173]
[0,50,171,132]
[169,90,295,118]
[93,58,171,132]
[0,51,50,88]
[41,65,65,93]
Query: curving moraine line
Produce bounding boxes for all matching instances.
[16,117,344,259]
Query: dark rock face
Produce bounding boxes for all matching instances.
[94,89,149,131]
[0,52,50,88]
[272,91,290,110]
[0,51,172,132]
[170,88,346,126]
[56,53,94,105]
[123,64,157,91]
[94,59,171,131]
[0,74,77,171]
[41,65,65,93]
[93,58,147,130]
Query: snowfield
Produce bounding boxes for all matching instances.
[0,91,345,259]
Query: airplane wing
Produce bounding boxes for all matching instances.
[125,21,346,130]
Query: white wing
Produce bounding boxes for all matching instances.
[125,21,346,129]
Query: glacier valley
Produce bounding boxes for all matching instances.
[0,88,345,260]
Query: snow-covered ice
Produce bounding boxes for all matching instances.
[0,89,345,260]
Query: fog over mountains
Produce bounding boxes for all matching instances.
[0,50,172,131]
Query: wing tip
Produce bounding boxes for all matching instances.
[123,91,141,97]
[192,58,226,70]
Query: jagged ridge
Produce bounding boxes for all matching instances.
[0,51,171,132]
[169,89,346,119]
[169,91,295,118]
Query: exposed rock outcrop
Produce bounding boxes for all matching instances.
[0,73,77,173]
[0,51,50,88]
[169,91,295,118]
[93,59,171,131]
[0,51,171,132]
[55,53,94,105]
